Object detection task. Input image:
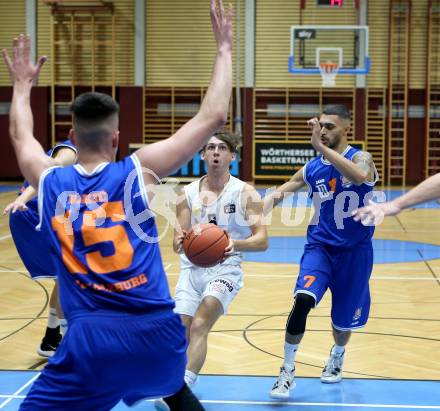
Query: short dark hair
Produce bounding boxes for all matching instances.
[202,131,242,153]
[322,104,351,121]
[70,92,119,148]
[71,92,119,122]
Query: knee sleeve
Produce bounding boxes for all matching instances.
[164,384,205,411]
[286,293,315,336]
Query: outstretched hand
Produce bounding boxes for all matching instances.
[352,200,401,226]
[3,199,28,215]
[2,34,47,85]
[210,0,233,52]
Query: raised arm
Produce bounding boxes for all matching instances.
[263,167,306,215]
[2,35,55,189]
[135,0,233,181]
[353,172,440,225]
[308,118,375,186]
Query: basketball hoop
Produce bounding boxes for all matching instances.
[319,62,339,87]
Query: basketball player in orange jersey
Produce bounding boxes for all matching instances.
[158,131,267,407]
[3,0,232,409]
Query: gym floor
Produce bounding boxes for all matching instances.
[0,185,439,410]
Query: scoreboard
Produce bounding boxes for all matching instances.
[317,0,344,6]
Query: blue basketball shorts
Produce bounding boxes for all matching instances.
[9,208,57,279]
[295,242,374,330]
[19,310,187,411]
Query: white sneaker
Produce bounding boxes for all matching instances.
[153,398,170,411]
[269,366,295,400]
[321,346,345,383]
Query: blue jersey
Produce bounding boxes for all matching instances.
[20,139,77,212]
[36,155,174,318]
[304,145,378,248]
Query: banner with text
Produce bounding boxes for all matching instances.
[253,140,364,179]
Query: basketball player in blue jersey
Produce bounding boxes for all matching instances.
[264,105,378,400]
[4,139,76,357]
[2,1,232,409]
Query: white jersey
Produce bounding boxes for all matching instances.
[180,175,252,269]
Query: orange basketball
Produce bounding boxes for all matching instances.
[183,223,229,268]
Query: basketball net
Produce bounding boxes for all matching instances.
[319,62,339,87]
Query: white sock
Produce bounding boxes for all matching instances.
[184,370,198,387]
[47,308,60,329]
[59,319,68,335]
[283,342,299,371]
[332,344,345,356]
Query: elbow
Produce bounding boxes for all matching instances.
[259,237,269,251]
[198,107,227,130]
[352,172,369,186]
[213,110,228,129]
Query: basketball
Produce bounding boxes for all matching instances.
[183,223,229,268]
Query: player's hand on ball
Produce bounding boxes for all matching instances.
[174,231,187,254]
[3,200,28,215]
[223,238,235,258]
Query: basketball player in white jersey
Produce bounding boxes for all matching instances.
[173,131,268,387]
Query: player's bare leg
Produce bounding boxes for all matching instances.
[37,281,62,357]
[185,296,223,386]
[321,326,351,383]
[180,314,193,341]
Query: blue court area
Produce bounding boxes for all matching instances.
[0,372,439,410]
[244,237,440,264]
[257,188,440,209]
[0,185,20,193]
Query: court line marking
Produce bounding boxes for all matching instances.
[0,395,25,399]
[198,400,440,409]
[0,396,436,409]
[0,373,40,409]
[0,234,11,241]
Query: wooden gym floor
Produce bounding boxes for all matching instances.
[0,185,439,385]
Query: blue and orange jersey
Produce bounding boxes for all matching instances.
[36,155,174,318]
[304,145,378,248]
[20,139,77,212]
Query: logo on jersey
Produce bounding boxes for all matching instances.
[315,179,331,198]
[208,214,217,225]
[224,203,236,214]
[341,175,353,188]
[353,308,362,321]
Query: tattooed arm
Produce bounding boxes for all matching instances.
[352,151,376,184]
